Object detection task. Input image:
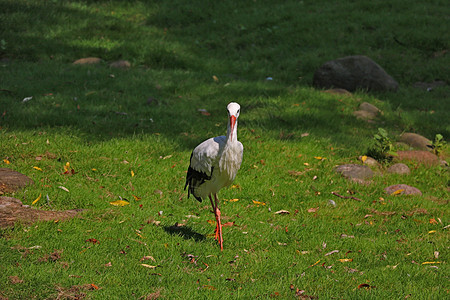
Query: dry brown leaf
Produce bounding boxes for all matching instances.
[9,276,23,284]
[307,207,319,213]
[325,250,339,256]
[275,210,290,215]
[141,264,157,269]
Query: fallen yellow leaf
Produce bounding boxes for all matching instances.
[33,166,43,171]
[428,230,436,234]
[361,155,368,162]
[109,200,130,206]
[229,198,239,202]
[310,259,321,267]
[131,170,135,177]
[32,194,42,205]
[132,194,141,201]
[212,75,219,82]
[421,261,441,265]
[314,156,326,160]
[64,162,70,172]
[339,258,353,262]
[3,159,10,164]
[391,189,405,195]
[252,200,266,206]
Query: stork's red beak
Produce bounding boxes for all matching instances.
[230,115,236,140]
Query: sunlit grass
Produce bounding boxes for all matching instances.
[0,0,448,299]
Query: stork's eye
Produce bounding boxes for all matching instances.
[237,109,240,114]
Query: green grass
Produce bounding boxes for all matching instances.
[1,0,449,299]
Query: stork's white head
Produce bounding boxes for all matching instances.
[227,102,240,141]
[227,102,241,119]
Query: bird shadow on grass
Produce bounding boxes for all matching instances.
[163,223,206,242]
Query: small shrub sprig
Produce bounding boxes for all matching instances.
[367,128,396,163]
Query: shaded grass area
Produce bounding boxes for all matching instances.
[0,0,449,299]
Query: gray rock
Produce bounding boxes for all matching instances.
[396,150,439,166]
[359,156,382,168]
[387,163,410,175]
[110,60,131,69]
[353,110,377,120]
[313,55,399,92]
[399,133,432,151]
[323,88,352,96]
[353,102,381,120]
[73,57,102,65]
[335,164,374,181]
[359,102,381,115]
[384,184,422,196]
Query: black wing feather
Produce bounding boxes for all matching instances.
[184,152,213,202]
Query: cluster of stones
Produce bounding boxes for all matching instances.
[73,57,131,69]
[334,132,446,196]
[313,55,446,197]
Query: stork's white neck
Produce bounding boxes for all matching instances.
[226,120,238,144]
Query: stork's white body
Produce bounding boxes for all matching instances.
[185,102,243,250]
[188,135,243,199]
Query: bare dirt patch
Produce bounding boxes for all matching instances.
[0,197,83,228]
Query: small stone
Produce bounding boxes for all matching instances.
[353,110,377,120]
[109,60,131,69]
[359,156,381,168]
[146,97,159,105]
[387,163,410,175]
[73,57,102,65]
[359,102,381,115]
[353,102,382,120]
[396,151,439,166]
[399,133,432,151]
[384,184,422,196]
[323,88,352,96]
[334,164,374,181]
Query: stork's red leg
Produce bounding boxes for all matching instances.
[214,194,223,251]
[209,195,220,240]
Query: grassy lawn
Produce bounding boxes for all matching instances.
[1,0,448,299]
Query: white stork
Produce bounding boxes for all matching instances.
[184,102,243,250]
